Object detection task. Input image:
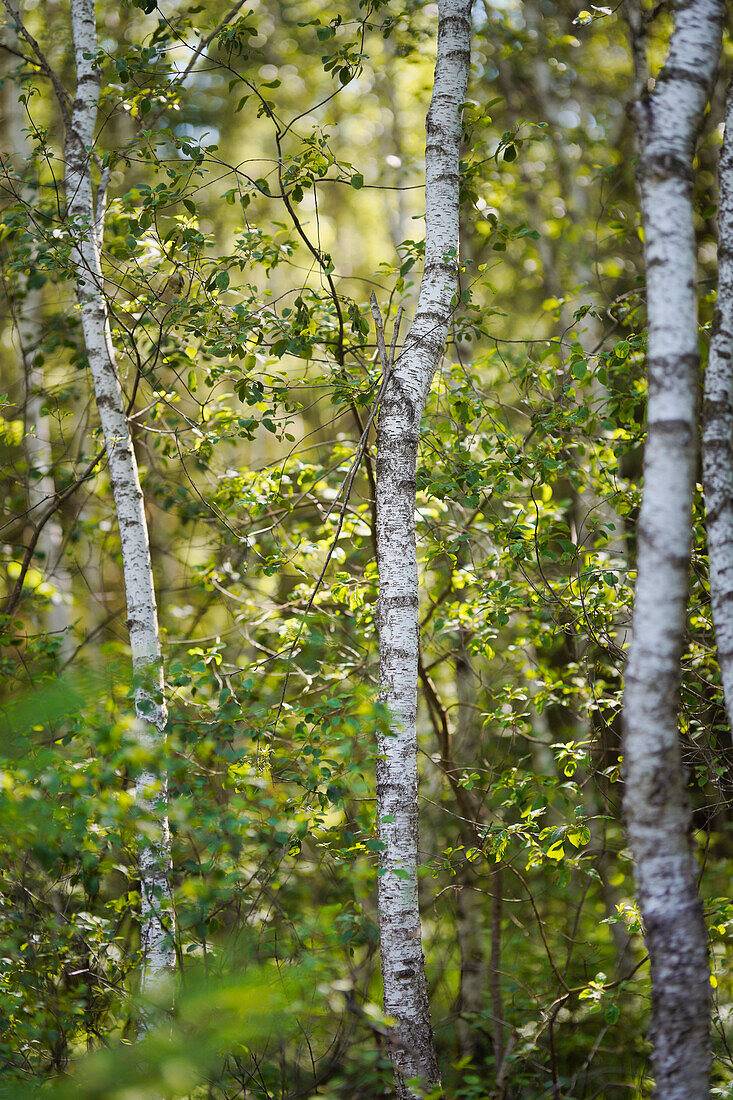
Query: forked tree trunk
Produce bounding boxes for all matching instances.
[703,79,733,733]
[623,1,723,1096]
[375,0,471,1094]
[64,0,174,1001]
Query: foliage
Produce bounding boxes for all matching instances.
[0,0,732,1097]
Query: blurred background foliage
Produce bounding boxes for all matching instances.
[1,0,733,1096]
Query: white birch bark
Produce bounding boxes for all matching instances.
[702,79,733,732]
[375,1,471,1093]
[65,0,174,999]
[623,2,723,1096]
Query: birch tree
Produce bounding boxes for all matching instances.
[65,0,174,1001]
[1,0,176,1000]
[374,0,471,1093]
[3,23,74,660]
[703,80,733,733]
[8,0,733,1094]
[623,1,723,1095]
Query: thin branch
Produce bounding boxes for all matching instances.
[3,444,106,618]
[0,38,41,68]
[177,0,247,86]
[270,304,403,736]
[1,0,72,128]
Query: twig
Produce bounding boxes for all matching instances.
[3,445,106,618]
[269,302,403,737]
[1,0,72,128]
[176,0,247,86]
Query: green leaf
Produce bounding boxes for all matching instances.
[567,826,590,848]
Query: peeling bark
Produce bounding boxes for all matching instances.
[703,79,733,733]
[375,0,471,1094]
[65,0,174,1001]
[623,2,723,1096]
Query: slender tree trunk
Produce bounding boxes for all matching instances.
[381,46,411,253]
[703,79,733,733]
[623,2,723,1096]
[375,0,471,1094]
[454,643,488,1064]
[64,0,174,1000]
[454,878,486,1059]
[21,321,75,658]
[488,866,505,1095]
[4,21,74,659]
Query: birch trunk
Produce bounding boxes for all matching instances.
[703,79,733,733]
[65,0,174,1000]
[21,310,75,659]
[623,2,723,1096]
[4,23,74,659]
[375,1,471,1094]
